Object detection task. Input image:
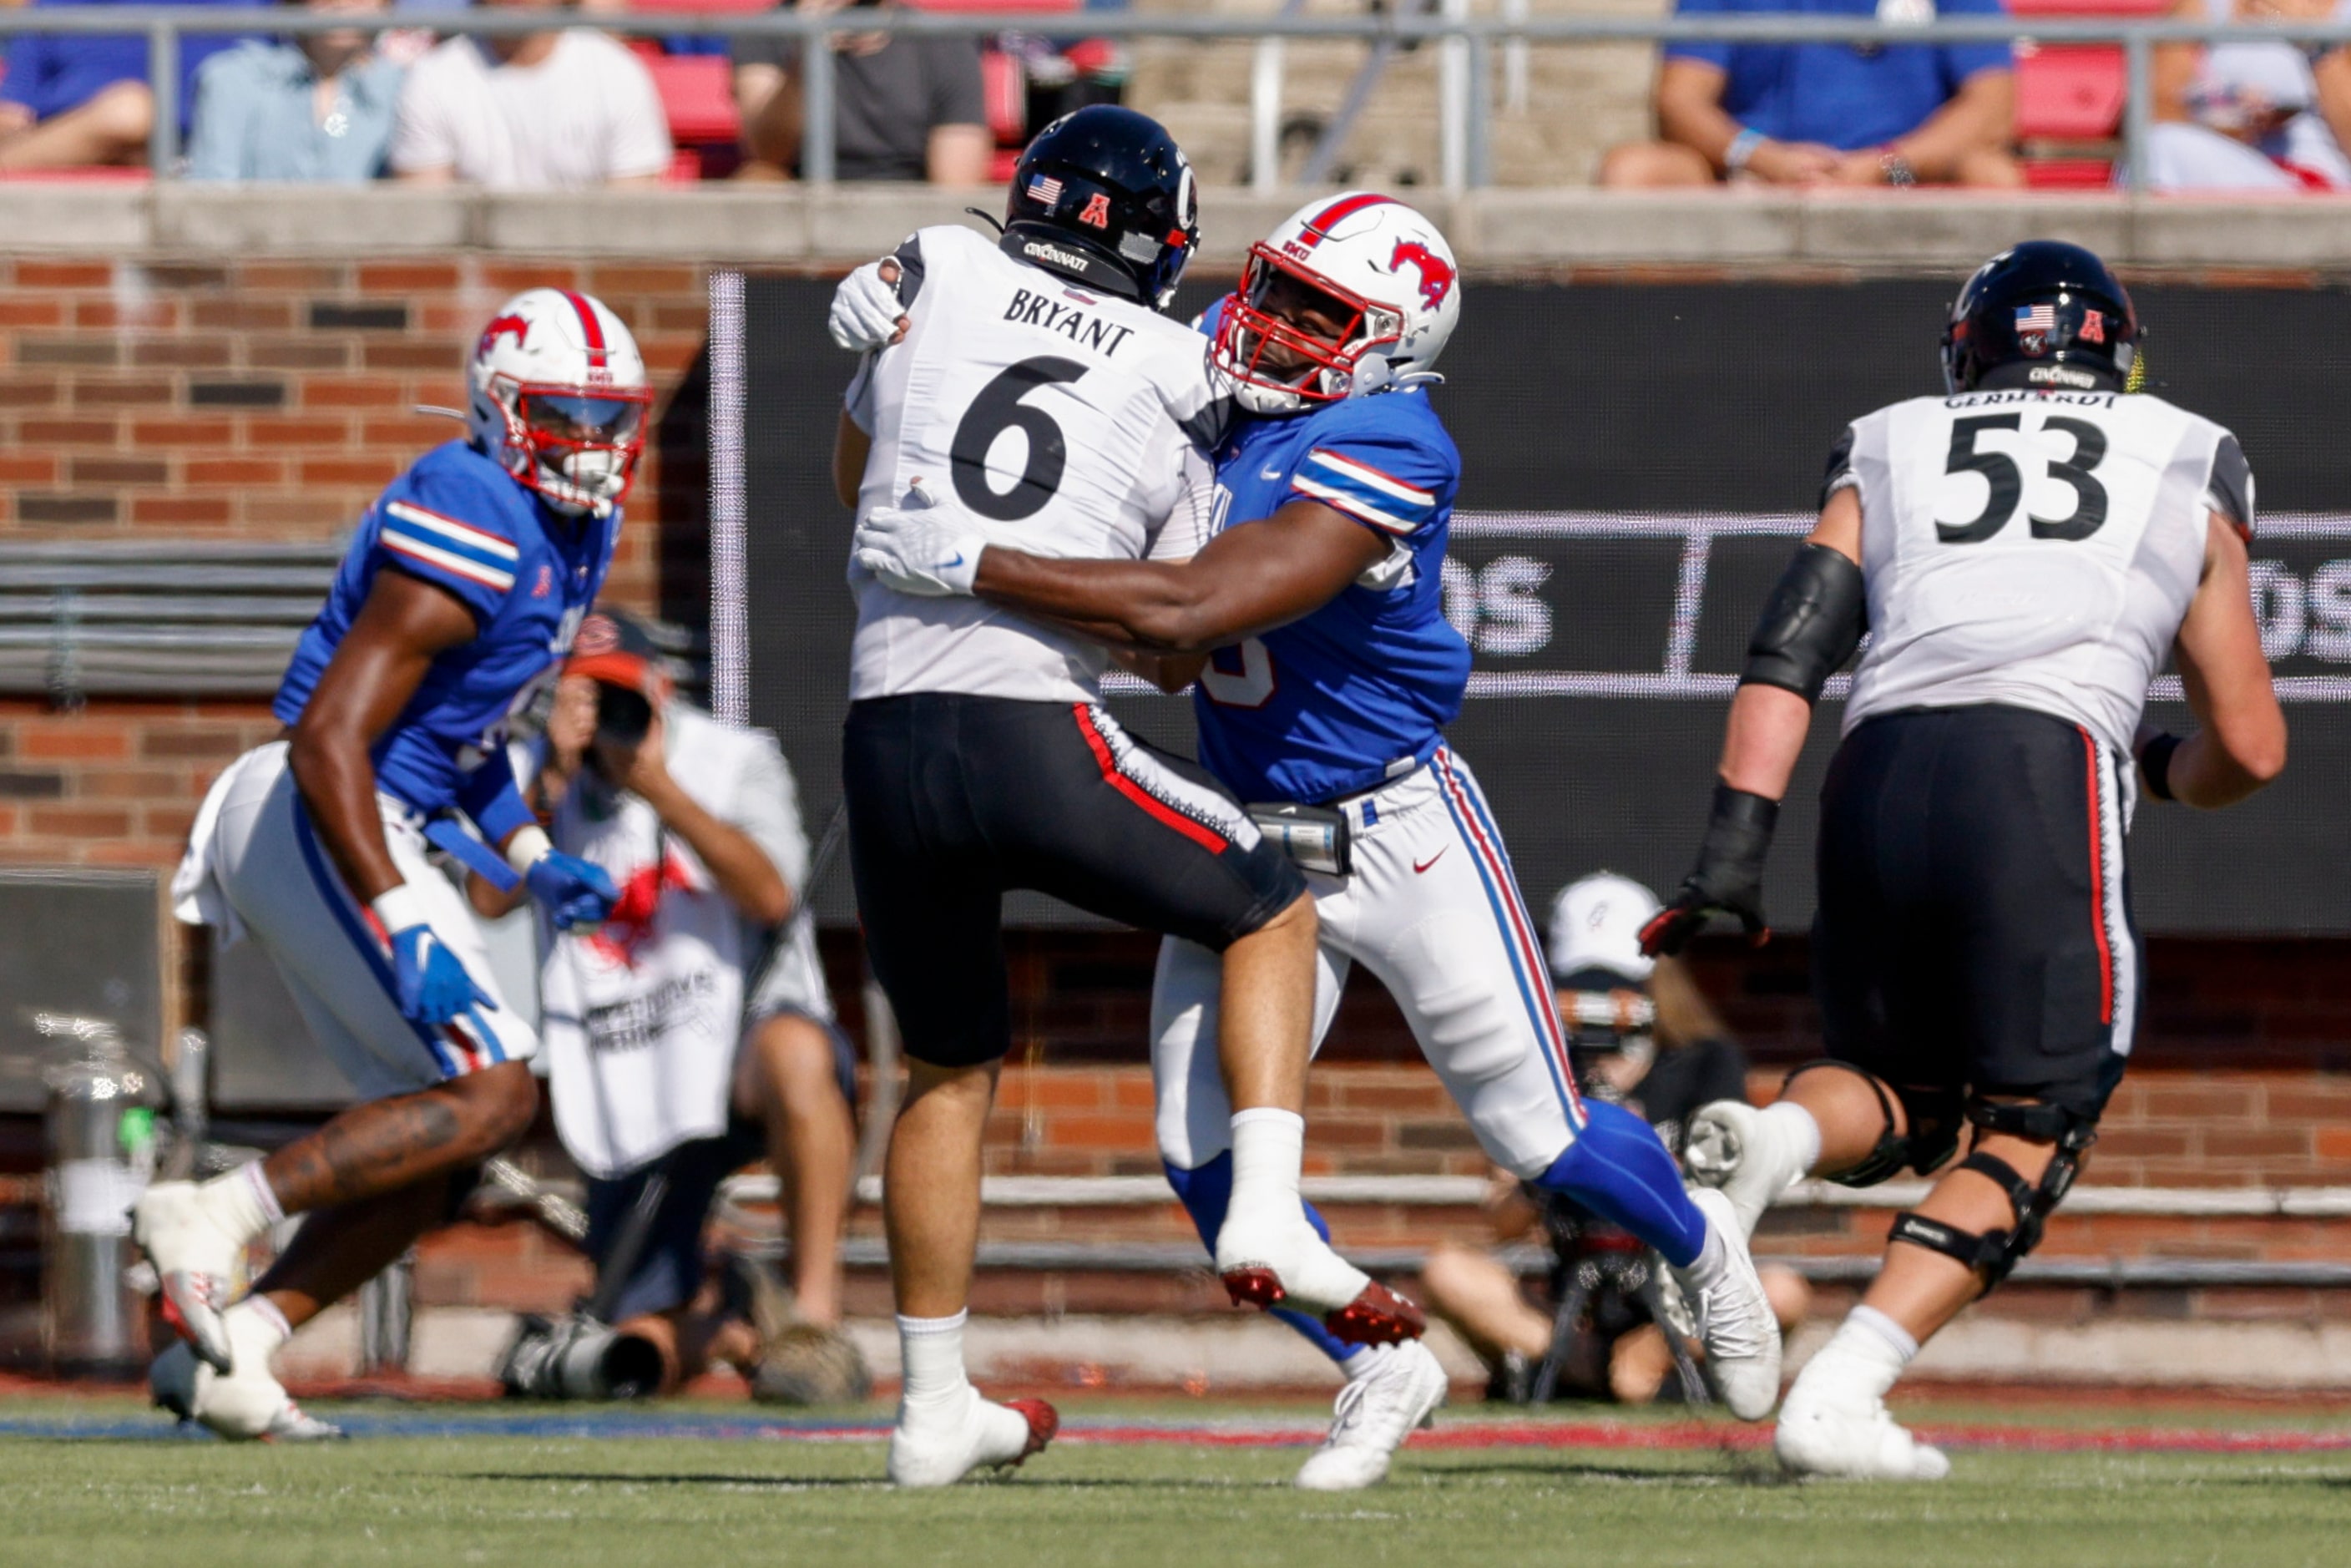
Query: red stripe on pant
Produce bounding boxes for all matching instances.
[2078,726,2116,1026]
[1072,705,1229,854]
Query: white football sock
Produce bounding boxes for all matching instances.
[897,1311,972,1420]
[1800,1307,1916,1408]
[195,1163,281,1247]
[1228,1107,1305,1216]
[240,1293,292,1347]
[1759,1101,1823,1181]
[1339,1345,1378,1382]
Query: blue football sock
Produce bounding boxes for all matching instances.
[1164,1153,1358,1368]
[1536,1099,1707,1267]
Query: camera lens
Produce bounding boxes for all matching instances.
[595,682,654,745]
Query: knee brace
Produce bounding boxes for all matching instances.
[1782,1061,1963,1187]
[1885,1100,2098,1289]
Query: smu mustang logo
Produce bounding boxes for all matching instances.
[478,312,531,357]
[1389,240,1454,311]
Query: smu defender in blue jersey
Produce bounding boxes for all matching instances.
[139,289,647,1442]
[1189,387,1469,804]
[276,439,614,823]
[848,193,1782,1490]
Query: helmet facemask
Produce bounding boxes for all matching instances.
[1212,245,1403,417]
[478,377,653,518]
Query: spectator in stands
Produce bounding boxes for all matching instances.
[0,0,252,171]
[733,0,990,183]
[186,0,405,183]
[1600,0,2022,188]
[474,611,867,1404]
[1419,875,1812,1404]
[390,0,672,189]
[2143,0,2351,190]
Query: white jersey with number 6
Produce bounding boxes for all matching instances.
[1833,387,2253,755]
[844,222,1221,705]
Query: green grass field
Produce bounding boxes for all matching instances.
[6,1399,2351,1568]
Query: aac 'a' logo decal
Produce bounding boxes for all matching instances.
[1388,240,1455,311]
[1079,192,1113,230]
[478,312,531,357]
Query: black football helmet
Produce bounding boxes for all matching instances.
[1941,240,2141,395]
[1000,106,1199,311]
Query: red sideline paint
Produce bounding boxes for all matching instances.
[1039,1419,2351,1455]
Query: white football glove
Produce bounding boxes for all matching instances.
[828,259,906,352]
[854,493,990,597]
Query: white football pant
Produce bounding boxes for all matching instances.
[178,741,537,1100]
[1154,746,1585,1179]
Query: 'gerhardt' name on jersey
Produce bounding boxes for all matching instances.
[1001,286,1137,358]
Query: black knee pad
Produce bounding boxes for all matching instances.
[1888,1100,2098,1288]
[1782,1061,1962,1187]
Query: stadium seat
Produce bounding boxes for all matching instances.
[983,48,1028,180]
[2006,0,2167,184]
[2015,45,2129,143]
[647,54,739,180]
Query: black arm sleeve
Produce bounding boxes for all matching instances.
[1741,541,1868,701]
[2205,432,2254,541]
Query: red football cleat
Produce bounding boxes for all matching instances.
[1003,1398,1059,1468]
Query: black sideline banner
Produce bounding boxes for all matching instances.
[733,268,2351,933]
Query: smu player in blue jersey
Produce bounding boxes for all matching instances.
[136,289,648,1439]
[849,194,1781,1490]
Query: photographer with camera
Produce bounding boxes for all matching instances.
[473,609,867,1404]
[1419,874,1811,1404]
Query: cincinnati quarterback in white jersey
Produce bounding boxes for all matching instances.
[827,107,1423,1493]
[1645,242,2284,1482]
[842,220,1223,705]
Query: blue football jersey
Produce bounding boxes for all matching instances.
[1191,389,1470,803]
[274,440,616,817]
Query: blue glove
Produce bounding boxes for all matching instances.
[387,923,497,1030]
[526,849,618,931]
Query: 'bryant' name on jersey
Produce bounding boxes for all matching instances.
[1002,283,1138,358]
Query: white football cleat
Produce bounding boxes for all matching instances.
[150,1308,342,1443]
[1294,1339,1449,1492]
[1685,1100,1804,1241]
[131,1180,245,1373]
[887,1388,1058,1488]
[1668,1187,1782,1421]
[1775,1380,1950,1481]
[1214,1205,1425,1348]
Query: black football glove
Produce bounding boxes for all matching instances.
[1638,784,1779,957]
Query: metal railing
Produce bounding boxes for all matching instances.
[6,8,2351,190]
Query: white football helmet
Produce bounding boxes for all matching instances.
[467,287,651,518]
[1211,192,1462,417]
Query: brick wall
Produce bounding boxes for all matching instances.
[0,256,714,875]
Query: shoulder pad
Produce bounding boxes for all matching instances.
[1818,424,1858,510]
[2205,432,2254,542]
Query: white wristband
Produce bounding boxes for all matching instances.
[503,824,553,877]
[369,883,432,936]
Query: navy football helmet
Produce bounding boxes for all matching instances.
[1000,106,1199,311]
[1942,241,2141,395]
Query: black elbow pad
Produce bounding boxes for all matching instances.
[1742,542,1867,701]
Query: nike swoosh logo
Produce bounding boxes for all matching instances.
[1413,848,1448,874]
[941,554,964,568]
[1260,468,1282,480]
